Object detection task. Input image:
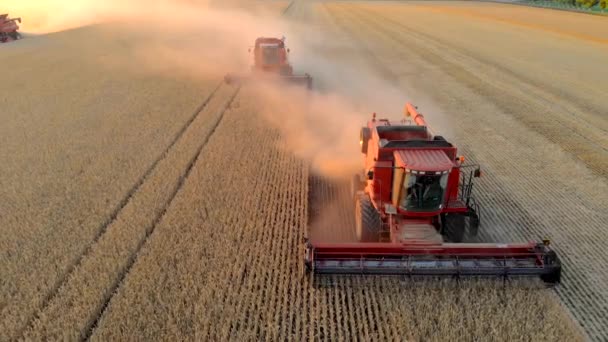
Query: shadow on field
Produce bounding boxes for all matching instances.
[307,172,357,243]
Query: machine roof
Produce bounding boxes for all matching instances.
[255,37,284,47]
[394,149,454,172]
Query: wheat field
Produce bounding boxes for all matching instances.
[89,90,581,341]
[2,0,607,340]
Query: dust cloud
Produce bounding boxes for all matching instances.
[5,0,451,180]
[252,82,364,179]
[3,0,226,33]
[248,19,453,180]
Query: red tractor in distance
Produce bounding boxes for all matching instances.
[1,14,21,43]
[304,103,562,284]
[225,36,312,90]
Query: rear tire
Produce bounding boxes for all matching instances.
[468,215,480,237]
[444,214,466,243]
[355,195,381,242]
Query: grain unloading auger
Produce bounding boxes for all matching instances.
[224,36,312,90]
[0,14,22,43]
[304,103,562,284]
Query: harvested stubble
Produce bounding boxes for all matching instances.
[87,90,582,341]
[20,84,239,340]
[312,2,608,339]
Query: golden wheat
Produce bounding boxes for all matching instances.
[2,0,606,340]
[86,91,582,341]
[0,26,219,340]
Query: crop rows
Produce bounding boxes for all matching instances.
[1,0,604,340]
[0,27,222,340]
[320,2,607,339]
[75,88,582,341]
[17,83,239,340]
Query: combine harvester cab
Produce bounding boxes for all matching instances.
[304,103,562,285]
[0,14,22,43]
[224,36,313,90]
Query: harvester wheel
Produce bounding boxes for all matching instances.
[444,214,465,243]
[9,32,21,40]
[355,195,381,242]
[468,215,480,237]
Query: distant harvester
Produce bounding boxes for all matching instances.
[1,14,22,43]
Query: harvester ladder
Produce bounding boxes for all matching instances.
[378,222,391,242]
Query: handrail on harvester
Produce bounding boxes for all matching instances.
[304,240,562,284]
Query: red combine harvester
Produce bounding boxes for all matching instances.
[1,14,21,43]
[225,36,312,90]
[304,103,562,284]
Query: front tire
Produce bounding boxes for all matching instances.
[444,214,466,243]
[355,195,381,242]
[468,215,480,237]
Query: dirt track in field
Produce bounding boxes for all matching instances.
[1,0,607,340]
